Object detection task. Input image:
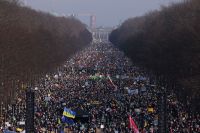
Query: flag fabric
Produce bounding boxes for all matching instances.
[170,127,173,133]
[128,89,139,95]
[90,75,98,80]
[59,126,64,133]
[3,129,16,133]
[58,118,61,125]
[16,128,23,132]
[128,115,139,133]
[147,107,154,113]
[90,73,104,80]
[63,107,76,119]
[107,74,117,90]
[144,120,148,128]
[61,116,75,125]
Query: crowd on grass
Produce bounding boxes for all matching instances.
[0,42,199,133]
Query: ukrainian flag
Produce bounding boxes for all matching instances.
[63,107,76,119]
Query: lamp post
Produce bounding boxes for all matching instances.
[0,102,2,125]
[158,84,167,133]
[25,88,35,133]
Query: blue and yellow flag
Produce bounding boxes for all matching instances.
[61,116,75,125]
[63,107,76,119]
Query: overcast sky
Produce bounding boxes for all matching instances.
[25,0,181,27]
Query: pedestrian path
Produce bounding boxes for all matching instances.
[1,43,199,133]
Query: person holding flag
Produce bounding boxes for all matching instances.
[128,115,140,133]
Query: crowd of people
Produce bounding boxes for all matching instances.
[0,42,199,133]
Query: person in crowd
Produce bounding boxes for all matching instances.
[1,42,199,133]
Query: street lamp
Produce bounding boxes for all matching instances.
[25,88,35,133]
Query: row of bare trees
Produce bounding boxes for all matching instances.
[110,0,200,110]
[0,0,92,104]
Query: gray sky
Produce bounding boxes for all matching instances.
[25,0,181,27]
